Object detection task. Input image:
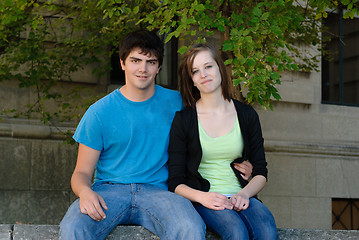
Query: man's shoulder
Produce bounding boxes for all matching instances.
[155,85,182,104]
[155,85,180,96]
[91,90,118,108]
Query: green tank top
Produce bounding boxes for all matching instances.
[198,116,244,196]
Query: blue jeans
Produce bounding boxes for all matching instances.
[194,197,278,240]
[60,183,206,240]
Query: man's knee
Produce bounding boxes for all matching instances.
[172,214,206,239]
[60,218,96,240]
[59,219,78,239]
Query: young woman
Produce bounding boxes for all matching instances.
[168,43,278,240]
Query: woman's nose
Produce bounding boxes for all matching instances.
[200,69,207,78]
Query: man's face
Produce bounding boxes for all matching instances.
[120,47,160,91]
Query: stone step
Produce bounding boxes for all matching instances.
[1,224,359,240]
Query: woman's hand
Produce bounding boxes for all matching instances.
[199,192,233,211]
[230,191,250,211]
[234,160,253,180]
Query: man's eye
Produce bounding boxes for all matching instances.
[149,61,156,65]
[132,59,138,63]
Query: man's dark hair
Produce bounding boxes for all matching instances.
[119,30,164,67]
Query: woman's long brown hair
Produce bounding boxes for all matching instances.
[179,43,232,108]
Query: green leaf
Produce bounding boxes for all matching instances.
[247,58,255,66]
[252,7,262,17]
[261,12,270,20]
[178,46,189,55]
[224,59,233,65]
[222,41,233,51]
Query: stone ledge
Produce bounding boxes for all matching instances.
[1,224,359,240]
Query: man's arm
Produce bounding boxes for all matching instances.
[71,143,108,221]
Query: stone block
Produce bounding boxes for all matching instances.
[341,158,359,198]
[0,81,31,113]
[261,153,316,197]
[322,115,359,142]
[30,140,76,191]
[0,191,31,224]
[28,191,70,225]
[0,225,12,240]
[9,225,359,240]
[291,197,331,229]
[316,157,351,198]
[275,71,316,104]
[107,226,220,240]
[106,225,159,240]
[0,190,70,225]
[257,110,323,143]
[13,224,59,240]
[0,139,31,190]
[259,195,292,229]
[277,228,359,240]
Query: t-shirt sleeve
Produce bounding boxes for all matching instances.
[73,105,103,151]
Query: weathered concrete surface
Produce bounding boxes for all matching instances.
[0,225,11,240]
[277,228,359,240]
[107,226,220,240]
[106,226,159,240]
[3,225,359,240]
[13,225,59,240]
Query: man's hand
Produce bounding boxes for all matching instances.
[79,188,108,221]
[199,192,233,211]
[230,191,250,211]
[234,160,253,180]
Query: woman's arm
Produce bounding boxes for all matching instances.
[175,184,233,210]
[230,175,266,211]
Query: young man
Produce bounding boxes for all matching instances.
[59,30,206,240]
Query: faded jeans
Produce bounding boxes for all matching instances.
[60,182,206,240]
[194,197,278,240]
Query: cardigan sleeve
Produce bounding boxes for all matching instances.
[246,106,268,180]
[168,111,188,192]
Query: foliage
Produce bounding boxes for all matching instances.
[0,0,358,129]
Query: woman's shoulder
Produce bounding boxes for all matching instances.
[177,106,196,116]
[232,99,255,112]
[232,99,260,121]
[173,107,197,126]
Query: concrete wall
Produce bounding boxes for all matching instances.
[255,70,359,229]
[0,128,77,224]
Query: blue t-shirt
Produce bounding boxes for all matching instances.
[73,85,183,189]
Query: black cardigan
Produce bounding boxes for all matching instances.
[168,99,268,193]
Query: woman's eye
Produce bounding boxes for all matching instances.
[192,70,198,75]
[205,65,212,69]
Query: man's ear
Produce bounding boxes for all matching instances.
[120,59,125,71]
[156,66,161,74]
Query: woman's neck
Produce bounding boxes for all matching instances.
[196,90,230,114]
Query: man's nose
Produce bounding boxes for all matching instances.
[139,62,147,72]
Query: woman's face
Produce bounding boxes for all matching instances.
[191,50,222,95]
